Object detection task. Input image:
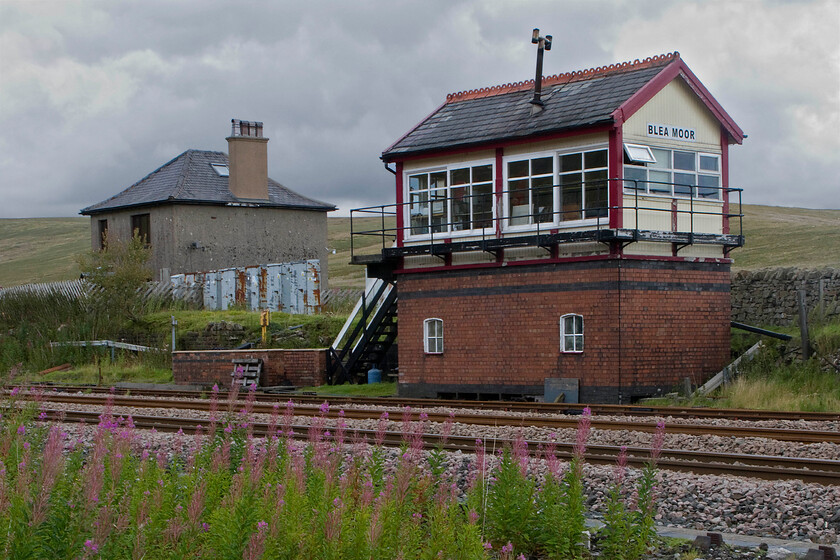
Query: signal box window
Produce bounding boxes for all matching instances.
[424,318,444,354]
[561,314,584,353]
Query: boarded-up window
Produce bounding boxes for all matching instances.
[98,219,108,250]
[131,213,151,246]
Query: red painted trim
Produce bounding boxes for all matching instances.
[608,126,623,229]
[721,131,730,235]
[395,162,404,246]
[392,252,732,275]
[495,147,503,239]
[384,124,612,164]
[611,58,744,144]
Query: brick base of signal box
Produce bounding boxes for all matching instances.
[396,258,730,404]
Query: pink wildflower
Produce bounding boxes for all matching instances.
[512,430,529,476]
[573,406,592,459]
[440,411,455,444]
[374,412,389,446]
[614,445,628,485]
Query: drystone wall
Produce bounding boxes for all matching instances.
[731,267,840,326]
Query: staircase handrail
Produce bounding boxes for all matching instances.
[332,278,386,350]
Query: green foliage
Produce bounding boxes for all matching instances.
[76,231,152,324]
[534,458,587,559]
[485,447,536,552]
[0,390,664,559]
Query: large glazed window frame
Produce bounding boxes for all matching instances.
[622,145,722,201]
[502,144,609,232]
[404,158,495,240]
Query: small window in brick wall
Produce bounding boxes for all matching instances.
[424,318,444,354]
[561,314,584,353]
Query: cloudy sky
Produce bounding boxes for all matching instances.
[1,0,838,218]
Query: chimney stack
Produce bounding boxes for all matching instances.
[226,119,269,201]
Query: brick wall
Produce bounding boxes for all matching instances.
[172,348,327,388]
[397,258,730,403]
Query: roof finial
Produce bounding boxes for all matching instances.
[530,28,552,111]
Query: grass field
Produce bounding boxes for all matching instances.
[0,218,89,288]
[1,205,838,288]
[733,205,840,270]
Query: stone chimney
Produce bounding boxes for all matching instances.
[226,119,269,201]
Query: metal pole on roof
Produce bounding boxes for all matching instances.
[530,28,552,107]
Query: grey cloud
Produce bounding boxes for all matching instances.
[0,0,837,219]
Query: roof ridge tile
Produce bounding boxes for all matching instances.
[445,52,679,103]
[171,150,194,200]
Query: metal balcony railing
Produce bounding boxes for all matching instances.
[349,178,743,262]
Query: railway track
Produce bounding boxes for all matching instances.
[18,392,840,444]
[17,384,840,422]
[39,408,840,485]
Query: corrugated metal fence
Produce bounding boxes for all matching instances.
[0,279,90,299]
[2,261,322,315]
[0,278,202,306]
[170,260,322,314]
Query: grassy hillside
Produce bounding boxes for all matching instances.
[1,206,838,288]
[0,218,89,288]
[732,205,840,270]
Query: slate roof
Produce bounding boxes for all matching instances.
[81,150,335,215]
[383,53,677,160]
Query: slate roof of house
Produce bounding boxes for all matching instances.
[383,52,707,160]
[81,150,335,215]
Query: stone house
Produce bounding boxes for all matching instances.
[81,119,335,287]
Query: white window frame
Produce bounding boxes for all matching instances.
[502,149,556,231]
[502,143,610,232]
[404,158,496,241]
[560,313,584,353]
[622,146,722,201]
[423,318,444,354]
[623,143,656,164]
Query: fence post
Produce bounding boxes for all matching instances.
[798,289,811,360]
[819,278,826,318]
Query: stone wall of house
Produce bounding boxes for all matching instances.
[731,268,840,326]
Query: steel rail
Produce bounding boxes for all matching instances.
[17,385,840,423]
[21,393,840,444]
[39,409,840,485]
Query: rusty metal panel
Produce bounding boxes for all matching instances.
[171,260,321,314]
[220,269,237,310]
